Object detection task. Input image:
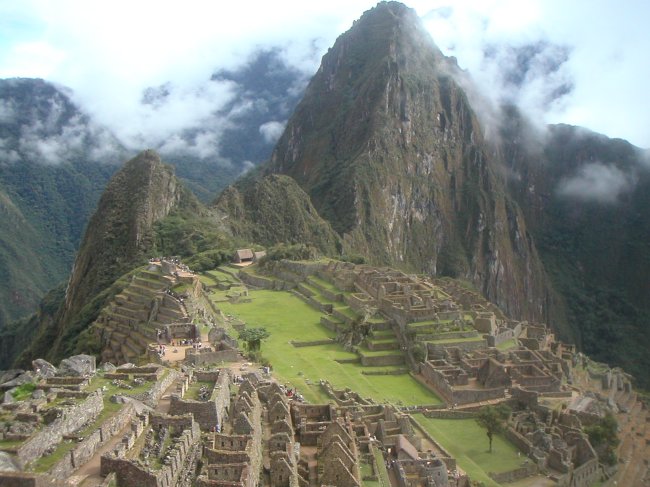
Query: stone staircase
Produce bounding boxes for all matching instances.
[96,266,191,365]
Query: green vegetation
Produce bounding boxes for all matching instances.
[497,339,517,350]
[476,404,512,453]
[414,414,523,487]
[11,382,36,401]
[584,412,619,465]
[238,327,270,353]
[215,175,341,256]
[215,289,440,406]
[370,443,390,487]
[185,381,215,401]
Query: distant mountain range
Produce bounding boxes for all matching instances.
[1,1,648,388]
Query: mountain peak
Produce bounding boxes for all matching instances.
[60,150,189,324]
[265,0,550,324]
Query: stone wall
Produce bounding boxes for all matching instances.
[185,347,238,366]
[101,414,201,487]
[426,339,486,357]
[422,409,476,419]
[238,271,289,290]
[504,427,534,455]
[169,370,230,431]
[489,462,537,484]
[17,391,104,465]
[138,369,180,408]
[0,472,66,487]
[48,403,136,479]
[568,457,599,487]
[408,417,456,471]
[420,362,504,405]
[360,354,405,367]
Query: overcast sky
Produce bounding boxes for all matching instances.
[0,0,648,149]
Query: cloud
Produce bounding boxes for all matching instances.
[240,160,255,175]
[0,99,16,122]
[419,0,650,148]
[557,162,636,203]
[259,121,286,144]
[0,0,649,153]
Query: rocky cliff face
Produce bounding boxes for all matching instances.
[266,2,552,322]
[61,150,189,324]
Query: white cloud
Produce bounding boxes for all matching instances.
[557,162,636,203]
[0,0,648,151]
[259,121,286,144]
[0,99,16,122]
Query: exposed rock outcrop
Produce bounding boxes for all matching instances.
[266,2,551,322]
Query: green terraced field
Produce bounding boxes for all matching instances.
[214,289,441,406]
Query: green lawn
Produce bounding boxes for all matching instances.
[497,338,517,350]
[185,381,214,401]
[413,414,524,487]
[215,290,441,406]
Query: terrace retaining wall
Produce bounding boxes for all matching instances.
[48,403,136,479]
[17,392,103,465]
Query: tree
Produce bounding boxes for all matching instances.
[476,404,511,453]
[238,327,270,352]
[584,411,619,465]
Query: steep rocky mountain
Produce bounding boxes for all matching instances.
[0,78,126,327]
[264,2,553,324]
[60,150,200,323]
[2,150,202,366]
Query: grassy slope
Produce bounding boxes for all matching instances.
[413,414,524,487]
[216,289,440,405]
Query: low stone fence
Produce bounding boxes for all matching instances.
[291,339,335,347]
[422,409,476,419]
[361,369,408,376]
[52,390,88,399]
[489,463,537,484]
[17,391,104,465]
[539,390,573,398]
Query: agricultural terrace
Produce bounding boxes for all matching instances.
[413,414,526,487]
[214,289,441,406]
